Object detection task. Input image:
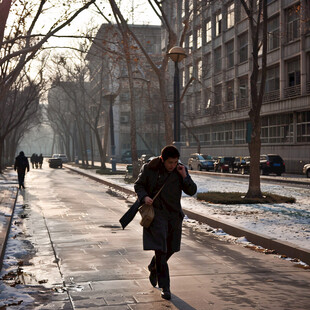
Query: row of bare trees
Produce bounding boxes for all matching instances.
[45,48,112,169]
[0,0,96,172]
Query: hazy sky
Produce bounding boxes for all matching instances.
[43,0,161,48]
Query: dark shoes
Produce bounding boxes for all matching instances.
[148,264,157,287]
[161,287,171,300]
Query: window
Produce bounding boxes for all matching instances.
[212,123,232,145]
[189,34,193,50]
[238,76,248,108]
[234,121,246,144]
[197,59,202,80]
[206,20,212,43]
[226,80,234,102]
[226,40,234,68]
[239,32,248,63]
[214,47,222,71]
[227,3,235,29]
[261,114,294,143]
[240,1,248,20]
[204,53,211,78]
[214,84,222,106]
[182,0,186,18]
[204,88,212,110]
[268,15,279,51]
[287,58,300,87]
[216,11,222,36]
[297,111,310,142]
[197,28,202,49]
[189,65,193,78]
[287,5,300,42]
[266,66,279,92]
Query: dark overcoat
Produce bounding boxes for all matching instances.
[120,157,197,253]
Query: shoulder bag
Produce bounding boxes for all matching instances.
[138,179,168,228]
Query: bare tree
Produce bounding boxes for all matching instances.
[238,0,268,198]
[0,73,42,171]
[0,0,96,172]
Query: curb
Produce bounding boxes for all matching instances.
[0,187,18,272]
[66,165,310,265]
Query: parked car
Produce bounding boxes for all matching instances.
[138,154,154,166]
[50,154,68,163]
[187,153,214,171]
[260,154,285,176]
[121,150,149,163]
[214,156,235,173]
[302,163,310,178]
[49,158,62,168]
[240,156,251,175]
[229,156,244,173]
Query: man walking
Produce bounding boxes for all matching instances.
[134,145,197,300]
[14,151,30,189]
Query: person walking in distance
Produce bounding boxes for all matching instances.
[14,151,30,189]
[38,153,43,169]
[134,145,197,300]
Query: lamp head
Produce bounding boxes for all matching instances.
[167,46,187,63]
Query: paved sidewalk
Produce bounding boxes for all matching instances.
[1,166,310,309]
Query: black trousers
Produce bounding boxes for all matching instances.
[18,172,25,187]
[150,250,174,289]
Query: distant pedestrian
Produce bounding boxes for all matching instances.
[120,145,197,300]
[38,153,43,169]
[34,153,39,169]
[14,151,30,189]
[30,153,36,169]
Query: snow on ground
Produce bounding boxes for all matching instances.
[83,170,310,251]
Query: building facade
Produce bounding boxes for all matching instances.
[86,24,164,161]
[164,0,310,173]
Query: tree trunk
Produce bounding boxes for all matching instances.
[246,133,262,198]
[94,129,106,170]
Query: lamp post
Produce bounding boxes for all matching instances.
[167,46,187,150]
[104,93,117,172]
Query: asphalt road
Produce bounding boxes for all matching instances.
[1,165,310,309]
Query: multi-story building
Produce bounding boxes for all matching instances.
[164,0,310,173]
[86,23,164,161]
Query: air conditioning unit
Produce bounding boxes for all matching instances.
[120,115,129,123]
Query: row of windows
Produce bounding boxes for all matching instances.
[186,36,305,85]
[187,2,303,52]
[184,111,310,146]
[182,52,308,115]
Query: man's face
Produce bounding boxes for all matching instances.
[163,157,179,172]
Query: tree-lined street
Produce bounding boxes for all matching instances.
[1,165,310,309]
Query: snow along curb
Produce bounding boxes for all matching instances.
[0,187,18,272]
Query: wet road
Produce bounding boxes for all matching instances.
[1,165,310,309]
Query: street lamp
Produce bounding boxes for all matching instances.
[104,93,117,172]
[167,46,187,150]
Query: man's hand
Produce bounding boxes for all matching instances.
[177,164,187,179]
[144,196,153,205]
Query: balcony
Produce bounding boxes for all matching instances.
[236,97,248,109]
[307,81,310,94]
[224,100,234,111]
[263,90,280,103]
[284,84,301,98]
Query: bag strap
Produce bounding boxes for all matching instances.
[152,174,170,202]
